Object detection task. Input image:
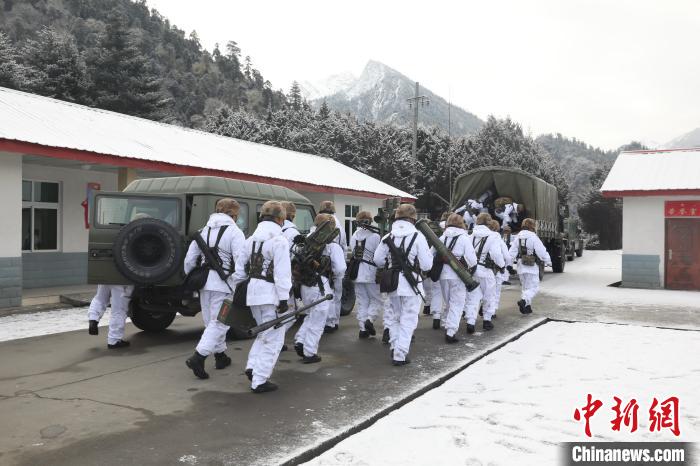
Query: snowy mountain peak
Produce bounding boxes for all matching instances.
[299,71,356,101]
[300,60,483,136]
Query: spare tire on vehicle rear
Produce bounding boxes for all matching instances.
[112,218,184,284]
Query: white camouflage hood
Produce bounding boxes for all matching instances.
[206,212,236,228]
[390,219,417,238]
[251,220,282,241]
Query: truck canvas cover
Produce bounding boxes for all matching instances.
[451,167,559,236]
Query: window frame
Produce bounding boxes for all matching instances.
[343,204,361,246]
[21,179,62,253]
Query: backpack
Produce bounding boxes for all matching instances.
[183,225,229,292]
[347,239,366,281]
[380,233,418,293]
[518,238,538,266]
[429,236,458,282]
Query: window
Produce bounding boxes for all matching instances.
[22,180,60,251]
[295,206,315,234]
[234,203,249,233]
[95,196,180,227]
[344,204,361,246]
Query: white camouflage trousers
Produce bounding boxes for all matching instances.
[87,284,111,322]
[355,283,381,330]
[195,290,229,356]
[519,272,540,306]
[387,295,421,361]
[441,279,466,337]
[428,280,445,322]
[246,304,285,389]
[100,285,133,345]
[296,285,330,357]
[465,272,497,325]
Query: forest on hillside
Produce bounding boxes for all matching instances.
[0,0,286,125]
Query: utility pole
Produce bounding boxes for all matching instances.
[448,96,452,207]
[407,81,429,160]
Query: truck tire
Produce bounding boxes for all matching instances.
[576,244,584,258]
[552,243,566,273]
[113,218,184,285]
[129,301,176,332]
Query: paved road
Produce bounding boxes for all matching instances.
[0,287,546,466]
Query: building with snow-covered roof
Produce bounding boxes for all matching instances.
[601,148,700,291]
[0,87,414,308]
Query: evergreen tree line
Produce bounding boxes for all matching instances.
[0,0,286,124]
[204,99,569,216]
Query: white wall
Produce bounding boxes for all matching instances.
[0,153,22,258]
[623,194,700,285]
[22,163,117,253]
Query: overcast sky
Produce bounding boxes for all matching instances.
[147,0,699,150]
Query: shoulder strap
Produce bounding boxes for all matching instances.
[405,232,418,255]
[474,236,487,259]
[447,236,459,251]
[213,225,228,248]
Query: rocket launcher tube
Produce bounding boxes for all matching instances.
[415,219,480,292]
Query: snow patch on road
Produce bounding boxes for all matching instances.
[0,307,128,342]
[303,321,700,465]
[541,250,700,309]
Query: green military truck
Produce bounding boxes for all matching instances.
[88,175,315,333]
[451,166,584,275]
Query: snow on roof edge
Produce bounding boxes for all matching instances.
[0,87,414,199]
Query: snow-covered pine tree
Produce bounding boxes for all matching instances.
[22,27,89,103]
[0,31,32,89]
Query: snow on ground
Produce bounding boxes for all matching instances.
[304,322,700,466]
[541,250,700,309]
[0,307,126,342]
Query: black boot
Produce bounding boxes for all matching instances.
[364,320,376,336]
[524,304,533,314]
[445,333,459,344]
[88,320,99,335]
[432,319,441,330]
[107,339,130,349]
[422,305,431,315]
[517,299,526,314]
[324,325,337,334]
[478,306,483,317]
[281,344,288,352]
[359,330,370,339]
[214,352,232,370]
[302,354,322,364]
[392,358,411,366]
[483,320,494,331]
[466,324,475,334]
[294,342,304,357]
[382,328,390,344]
[252,381,278,393]
[245,368,253,381]
[186,351,209,379]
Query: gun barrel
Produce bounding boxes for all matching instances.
[415,219,480,292]
[352,220,381,234]
[246,294,334,337]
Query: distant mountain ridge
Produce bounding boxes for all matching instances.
[301,60,483,137]
[664,127,700,149]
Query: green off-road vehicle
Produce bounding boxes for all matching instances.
[88,176,315,334]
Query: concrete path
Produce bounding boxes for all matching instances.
[0,287,543,466]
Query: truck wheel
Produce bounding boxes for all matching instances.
[340,278,355,316]
[552,244,566,273]
[113,218,184,285]
[129,301,176,332]
[576,244,584,258]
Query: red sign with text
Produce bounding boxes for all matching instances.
[664,201,700,217]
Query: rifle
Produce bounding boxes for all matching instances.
[193,230,233,292]
[247,294,333,337]
[382,233,425,303]
[352,220,381,234]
